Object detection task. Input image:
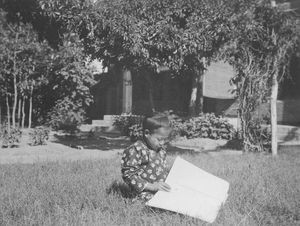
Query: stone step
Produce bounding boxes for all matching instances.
[78,123,121,136]
[87,126,121,138]
[103,115,116,122]
[78,124,95,132]
[261,124,300,142]
[92,120,113,127]
[225,118,300,142]
[277,125,300,142]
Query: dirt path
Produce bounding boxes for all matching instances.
[0,142,122,165]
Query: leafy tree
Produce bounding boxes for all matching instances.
[0,0,236,116]
[0,8,96,129]
[41,36,96,129]
[28,0,234,115]
[219,1,299,153]
[0,9,54,128]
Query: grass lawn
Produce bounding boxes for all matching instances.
[0,149,299,225]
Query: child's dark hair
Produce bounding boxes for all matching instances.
[142,114,170,134]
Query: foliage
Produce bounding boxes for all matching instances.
[29,126,50,146]
[1,0,299,151]
[1,0,237,115]
[245,121,272,152]
[1,126,22,148]
[30,0,231,72]
[0,8,96,128]
[171,113,236,140]
[219,2,299,151]
[128,124,143,142]
[0,9,53,127]
[47,97,86,131]
[35,37,96,126]
[113,114,143,136]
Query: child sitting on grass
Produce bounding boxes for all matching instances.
[121,114,172,202]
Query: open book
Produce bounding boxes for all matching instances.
[146,157,229,223]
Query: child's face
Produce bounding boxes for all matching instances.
[144,126,172,151]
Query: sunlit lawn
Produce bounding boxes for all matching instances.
[0,148,299,225]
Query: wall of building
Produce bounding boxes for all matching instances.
[132,71,191,116]
[89,69,192,119]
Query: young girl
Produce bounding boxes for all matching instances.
[121,115,172,201]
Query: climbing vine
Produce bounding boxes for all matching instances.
[221,3,299,152]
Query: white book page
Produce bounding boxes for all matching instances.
[146,157,230,223]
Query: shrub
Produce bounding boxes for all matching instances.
[128,124,143,141]
[29,126,50,146]
[47,98,86,132]
[1,126,22,148]
[171,113,236,140]
[113,114,143,136]
[0,125,3,141]
[243,118,271,152]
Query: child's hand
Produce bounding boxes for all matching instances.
[146,182,171,192]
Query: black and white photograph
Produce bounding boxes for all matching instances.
[0,0,299,225]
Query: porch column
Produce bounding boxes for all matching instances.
[122,69,132,113]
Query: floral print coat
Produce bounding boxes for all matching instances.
[121,140,169,201]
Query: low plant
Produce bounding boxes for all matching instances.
[113,114,143,136]
[171,113,236,140]
[243,118,271,152]
[1,126,22,148]
[47,98,85,132]
[128,124,143,141]
[29,126,50,146]
[0,125,3,141]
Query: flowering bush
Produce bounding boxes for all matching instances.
[171,113,236,140]
[113,114,143,136]
[243,119,271,152]
[1,126,22,148]
[47,98,85,132]
[128,124,143,141]
[29,126,50,146]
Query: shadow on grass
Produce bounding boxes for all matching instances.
[278,145,300,157]
[53,134,132,150]
[166,145,203,156]
[106,180,136,199]
[219,138,243,150]
[106,180,194,217]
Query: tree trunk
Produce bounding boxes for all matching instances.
[148,85,155,114]
[28,86,33,128]
[12,33,18,128]
[196,73,204,114]
[21,96,26,129]
[6,94,11,132]
[0,104,2,125]
[145,71,156,114]
[12,74,17,128]
[17,97,21,126]
[122,69,132,114]
[189,69,203,116]
[271,74,278,156]
[189,75,198,116]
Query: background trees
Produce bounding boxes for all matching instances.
[0,10,47,129]
[0,8,96,129]
[1,0,299,153]
[33,0,234,116]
